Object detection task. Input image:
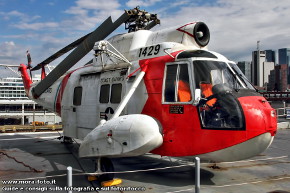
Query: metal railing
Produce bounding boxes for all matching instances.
[0,125,62,132]
[261,91,290,101]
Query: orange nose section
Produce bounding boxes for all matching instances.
[238,96,277,137]
[264,108,277,136]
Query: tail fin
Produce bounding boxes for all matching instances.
[18,64,33,96]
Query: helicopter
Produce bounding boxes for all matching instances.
[15,7,277,182]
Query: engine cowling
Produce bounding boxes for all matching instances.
[79,114,163,158]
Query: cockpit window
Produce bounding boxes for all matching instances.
[229,62,256,90]
[164,63,192,103]
[193,60,242,90]
[193,60,245,130]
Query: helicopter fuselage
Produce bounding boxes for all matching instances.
[20,22,277,162]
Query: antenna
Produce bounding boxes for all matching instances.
[257,40,260,50]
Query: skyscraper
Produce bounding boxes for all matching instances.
[252,50,265,87]
[237,61,251,81]
[265,49,276,63]
[278,48,290,84]
[252,50,274,88]
[278,48,290,65]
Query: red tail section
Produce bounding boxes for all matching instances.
[41,66,46,80]
[18,64,33,96]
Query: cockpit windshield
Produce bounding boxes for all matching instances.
[193,60,245,130]
[193,60,243,91]
[229,62,256,90]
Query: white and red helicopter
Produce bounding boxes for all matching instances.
[13,7,278,181]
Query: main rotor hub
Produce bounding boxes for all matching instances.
[125,7,160,32]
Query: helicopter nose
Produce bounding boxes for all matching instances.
[263,107,277,136]
[198,132,274,162]
[204,96,277,162]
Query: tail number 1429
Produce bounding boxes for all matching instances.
[138,44,160,57]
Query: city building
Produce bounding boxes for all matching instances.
[263,61,275,89]
[278,48,290,66]
[252,50,265,87]
[274,64,288,91]
[0,76,61,125]
[268,69,276,91]
[237,61,251,81]
[278,48,290,85]
[265,49,276,63]
[251,50,274,88]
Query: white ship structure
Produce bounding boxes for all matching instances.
[0,76,61,125]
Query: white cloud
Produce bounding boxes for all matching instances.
[0,10,41,22]
[0,41,23,76]
[0,41,17,58]
[47,2,55,6]
[126,0,161,7]
[12,22,59,30]
[0,0,123,70]
[6,10,24,17]
[4,41,15,46]
[155,0,290,61]
[0,41,29,65]
[75,0,120,10]
[3,0,290,67]
[63,0,123,30]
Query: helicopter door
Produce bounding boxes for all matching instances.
[97,69,126,122]
[163,62,193,103]
[74,73,101,139]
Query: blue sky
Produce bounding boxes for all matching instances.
[1,0,290,77]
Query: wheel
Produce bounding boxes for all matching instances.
[96,157,115,182]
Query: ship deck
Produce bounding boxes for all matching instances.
[0,129,290,193]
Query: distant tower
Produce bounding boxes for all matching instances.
[252,50,266,87]
[237,61,251,81]
[278,48,290,85]
[265,50,276,63]
[278,48,290,65]
[252,41,274,89]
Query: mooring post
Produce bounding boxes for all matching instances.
[67,166,72,193]
[195,157,200,193]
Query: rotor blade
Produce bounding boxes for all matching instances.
[31,32,92,71]
[144,19,160,30]
[32,11,131,98]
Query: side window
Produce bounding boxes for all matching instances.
[164,65,178,102]
[99,84,123,103]
[100,84,110,103]
[164,63,192,103]
[111,84,122,103]
[73,86,82,106]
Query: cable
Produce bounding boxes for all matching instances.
[0,151,42,173]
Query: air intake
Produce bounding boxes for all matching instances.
[193,22,210,47]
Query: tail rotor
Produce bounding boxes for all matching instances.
[26,50,33,79]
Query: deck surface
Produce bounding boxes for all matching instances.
[0,129,290,193]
